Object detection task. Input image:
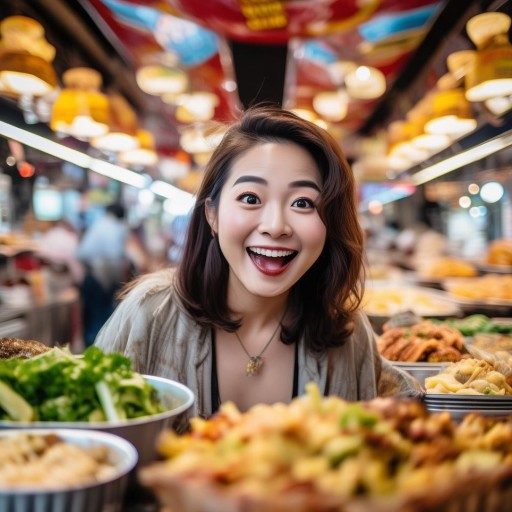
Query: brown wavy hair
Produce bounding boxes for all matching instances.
[176,105,365,352]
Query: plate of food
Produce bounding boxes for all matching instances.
[362,285,461,333]
[442,275,512,313]
[140,382,512,512]
[477,238,512,273]
[0,343,195,466]
[0,429,137,512]
[376,319,467,385]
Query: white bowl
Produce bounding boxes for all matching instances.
[0,428,137,512]
[0,376,195,467]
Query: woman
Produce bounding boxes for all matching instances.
[95,105,421,428]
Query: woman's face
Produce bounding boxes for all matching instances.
[207,142,327,300]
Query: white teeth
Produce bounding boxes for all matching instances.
[249,247,294,258]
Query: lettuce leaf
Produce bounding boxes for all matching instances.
[0,346,164,422]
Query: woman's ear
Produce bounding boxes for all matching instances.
[205,198,218,235]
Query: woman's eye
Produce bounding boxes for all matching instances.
[239,193,260,205]
[292,197,315,208]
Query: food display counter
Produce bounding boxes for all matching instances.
[0,286,80,348]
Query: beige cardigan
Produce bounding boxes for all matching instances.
[95,269,422,431]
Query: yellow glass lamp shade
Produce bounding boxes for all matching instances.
[51,68,110,139]
[51,89,110,137]
[0,16,57,96]
[465,13,512,102]
[91,93,140,152]
[424,89,477,138]
[0,51,57,96]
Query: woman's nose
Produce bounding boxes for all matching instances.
[258,204,292,237]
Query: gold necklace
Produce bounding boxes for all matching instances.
[234,320,282,376]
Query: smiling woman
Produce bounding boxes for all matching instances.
[94,105,422,426]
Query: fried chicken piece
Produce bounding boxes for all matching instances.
[400,339,440,362]
[0,337,50,359]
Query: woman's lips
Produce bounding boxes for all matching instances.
[247,248,297,276]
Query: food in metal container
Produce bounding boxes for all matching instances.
[0,432,116,488]
[0,428,137,512]
[425,358,512,395]
[0,346,165,423]
[377,320,466,362]
[139,383,512,512]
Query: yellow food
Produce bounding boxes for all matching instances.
[425,358,512,395]
[140,384,512,512]
[446,275,512,302]
[486,239,512,267]
[419,257,477,278]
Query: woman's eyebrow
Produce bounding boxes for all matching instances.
[232,176,320,192]
[290,180,321,192]
[233,175,267,186]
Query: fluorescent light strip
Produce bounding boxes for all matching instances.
[411,132,512,185]
[0,121,146,188]
[0,121,91,168]
[89,159,147,188]
[150,179,195,203]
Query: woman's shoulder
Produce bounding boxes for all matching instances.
[120,268,179,302]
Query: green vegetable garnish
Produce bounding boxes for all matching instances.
[0,346,164,422]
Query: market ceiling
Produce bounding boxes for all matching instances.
[0,0,506,186]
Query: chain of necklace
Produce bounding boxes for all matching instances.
[234,319,283,376]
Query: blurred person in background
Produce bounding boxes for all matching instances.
[37,219,84,285]
[76,203,129,347]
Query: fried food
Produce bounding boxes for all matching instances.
[0,337,50,359]
[377,321,465,363]
[139,383,512,512]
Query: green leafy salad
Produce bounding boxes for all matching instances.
[0,346,165,422]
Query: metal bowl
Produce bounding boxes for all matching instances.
[0,428,137,512]
[391,361,447,387]
[0,376,195,467]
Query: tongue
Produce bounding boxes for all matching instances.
[251,254,287,273]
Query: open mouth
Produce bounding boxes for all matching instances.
[247,247,297,275]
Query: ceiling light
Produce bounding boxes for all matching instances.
[0,120,147,188]
[425,115,477,139]
[411,131,512,185]
[480,181,504,203]
[345,66,386,100]
[175,92,219,123]
[136,65,188,96]
[51,68,109,139]
[290,108,317,122]
[424,89,477,138]
[465,12,512,102]
[0,16,57,96]
[459,196,471,208]
[411,133,450,152]
[90,93,140,151]
[312,90,348,122]
[179,125,226,154]
[91,132,140,153]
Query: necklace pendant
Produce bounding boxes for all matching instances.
[246,356,263,376]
